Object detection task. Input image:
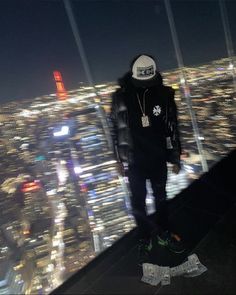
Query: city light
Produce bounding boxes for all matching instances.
[53,126,70,137]
[73,166,83,174]
[21,180,42,193]
[46,189,57,196]
[228,63,234,70]
[81,160,117,172]
[57,165,68,185]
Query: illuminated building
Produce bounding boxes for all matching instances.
[0,260,25,294]
[48,101,134,256]
[65,104,135,252]
[53,71,68,100]
[19,180,53,237]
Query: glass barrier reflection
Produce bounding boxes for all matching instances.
[0,92,135,294]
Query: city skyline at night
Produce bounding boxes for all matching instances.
[0,55,235,293]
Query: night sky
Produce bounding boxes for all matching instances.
[0,0,235,103]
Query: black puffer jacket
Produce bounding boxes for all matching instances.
[110,72,182,167]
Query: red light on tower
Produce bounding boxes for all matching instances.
[54,71,62,81]
[53,71,67,100]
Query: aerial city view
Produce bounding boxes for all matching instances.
[0,55,235,294]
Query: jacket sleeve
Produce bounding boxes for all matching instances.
[166,88,182,167]
[109,90,121,162]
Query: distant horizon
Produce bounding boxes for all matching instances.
[0,55,234,106]
[1,0,236,105]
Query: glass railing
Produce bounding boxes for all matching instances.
[0,0,235,294]
[0,93,135,294]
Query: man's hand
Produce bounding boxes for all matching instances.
[172,164,181,174]
[117,162,125,176]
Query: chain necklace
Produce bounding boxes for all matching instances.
[136,89,150,127]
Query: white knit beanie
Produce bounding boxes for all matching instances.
[132,55,157,80]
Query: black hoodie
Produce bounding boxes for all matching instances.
[122,73,170,169]
[110,72,181,169]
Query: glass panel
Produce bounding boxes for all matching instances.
[0,93,135,293]
[172,0,236,169]
[0,0,235,294]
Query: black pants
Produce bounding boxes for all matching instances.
[128,162,169,240]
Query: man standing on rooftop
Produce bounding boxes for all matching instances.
[110,54,185,265]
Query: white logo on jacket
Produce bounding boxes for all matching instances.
[153,105,161,116]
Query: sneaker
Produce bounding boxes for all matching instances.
[137,239,152,265]
[157,231,186,254]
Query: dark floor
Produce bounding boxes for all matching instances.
[51,149,236,295]
[157,203,236,295]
